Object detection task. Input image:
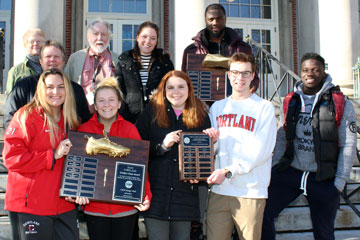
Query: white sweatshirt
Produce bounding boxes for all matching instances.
[209,94,277,198]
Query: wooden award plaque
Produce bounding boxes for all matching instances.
[186,54,228,101]
[60,131,149,205]
[178,132,214,181]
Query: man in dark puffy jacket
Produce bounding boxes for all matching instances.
[181,5,256,239]
[181,4,258,101]
[181,3,253,73]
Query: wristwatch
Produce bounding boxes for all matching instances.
[224,169,232,178]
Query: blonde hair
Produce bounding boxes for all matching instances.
[94,77,124,103]
[17,69,79,148]
[22,28,46,46]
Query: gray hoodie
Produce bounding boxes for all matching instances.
[273,74,357,191]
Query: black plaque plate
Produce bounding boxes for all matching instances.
[113,162,145,203]
[60,131,149,205]
[179,132,214,181]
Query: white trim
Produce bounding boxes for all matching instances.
[0,14,11,88]
[84,0,151,51]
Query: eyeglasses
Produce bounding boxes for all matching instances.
[230,70,252,78]
[27,40,44,45]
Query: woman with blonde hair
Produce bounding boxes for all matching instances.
[3,68,80,239]
[136,70,212,240]
[76,77,152,240]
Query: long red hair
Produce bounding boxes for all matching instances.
[150,70,208,128]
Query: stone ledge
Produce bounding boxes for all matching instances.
[275,205,360,232]
[0,174,7,192]
[0,216,11,240]
[0,193,5,216]
[277,230,360,240]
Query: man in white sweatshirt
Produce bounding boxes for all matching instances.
[204,52,277,240]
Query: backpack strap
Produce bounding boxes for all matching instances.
[282,92,296,130]
[330,86,345,127]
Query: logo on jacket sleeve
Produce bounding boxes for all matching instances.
[6,127,16,135]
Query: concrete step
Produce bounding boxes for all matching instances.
[275,205,360,232]
[0,160,6,174]
[0,216,11,240]
[288,183,360,207]
[0,193,5,216]
[277,230,360,240]
[0,174,7,193]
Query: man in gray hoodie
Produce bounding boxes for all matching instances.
[261,53,357,240]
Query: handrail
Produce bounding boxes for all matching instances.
[245,35,300,100]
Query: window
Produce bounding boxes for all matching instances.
[251,29,271,52]
[0,0,11,10]
[220,0,271,19]
[89,0,146,13]
[122,24,138,52]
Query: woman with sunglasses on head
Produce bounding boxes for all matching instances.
[3,69,80,240]
[115,21,174,123]
[76,77,152,240]
[136,70,213,240]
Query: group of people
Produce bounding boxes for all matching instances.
[2,3,357,240]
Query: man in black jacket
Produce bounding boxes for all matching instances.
[181,4,253,73]
[4,40,91,129]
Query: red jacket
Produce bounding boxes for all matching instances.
[3,107,75,215]
[77,113,152,216]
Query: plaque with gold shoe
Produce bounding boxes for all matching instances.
[178,132,214,181]
[60,130,149,205]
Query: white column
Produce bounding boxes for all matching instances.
[173,0,217,70]
[13,0,65,65]
[318,0,357,96]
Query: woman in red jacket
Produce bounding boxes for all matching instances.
[77,77,151,240]
[3,68,80,240]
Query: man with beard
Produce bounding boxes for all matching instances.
[65,19,119,114]
[181,5,256,239]
[181,4,253,73]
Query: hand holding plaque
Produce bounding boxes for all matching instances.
[60,131,149,205]
[178,132,214,181]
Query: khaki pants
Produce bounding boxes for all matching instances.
[206,192,266,240]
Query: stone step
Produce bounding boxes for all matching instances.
[275,205,360,232]
[0,216,11,240]
[0,193,5,216]
[0,174,7,193]
[288,183,360,207]
[277,230,360,240]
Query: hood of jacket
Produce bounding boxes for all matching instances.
[294,74,335,115]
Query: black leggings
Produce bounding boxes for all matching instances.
[85,213,138,240]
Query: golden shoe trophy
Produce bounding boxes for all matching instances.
[60,131,149,205]
[84,132,131,157]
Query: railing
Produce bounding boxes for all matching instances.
[353,57,360,98]
[245,35,301,103]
